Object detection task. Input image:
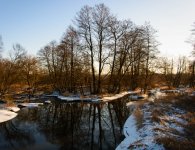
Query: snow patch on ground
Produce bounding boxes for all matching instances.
[102,91,136,102]
[7,106,20,112]
[126,101,137,107]
[18,103,43,108]
[116,114,139,150]
[117,97,190,150]
[116,104,165,150]
[0,109,17,123]
[57,96,81,101]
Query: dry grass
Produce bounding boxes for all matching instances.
[155,95,178,104]
[151,108,163,123]
[153,95,195,149]
[134,107,144,129]
[183,112,195,140]
[156,137,195,150]
[174,96,195,112]
[128,140,148,149]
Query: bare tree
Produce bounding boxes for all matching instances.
[111,26,146,93]
[0,44,27,96]
[75,5,96,94]
[142,23,159,93]
[188,22,195,87]
[21,56,39,96]
[160,57,174,88]
[62,26,79,92]
[107,17,130,92]
[92,3,111,93]
[189,61,195,87]
[173,57,188,87]
[38,41,61,90]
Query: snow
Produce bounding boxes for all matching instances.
[117,97,190,150]
[190,91,195,96]
[102,92,131,102]
[57,96,81,101]
[116,103,165,150]
[45,91,60,97]
[0,102,43,123]
[129,94,147,100]
[7,106,20,112]
[57,95,97,102]
[126,101,137,107]
[0,109,17,123]
[124,115,137,137]
[18,103,43,108]
[44,100,51,104]
[91,99,100,102]
[56,91,137,102]
[148,90,166,102]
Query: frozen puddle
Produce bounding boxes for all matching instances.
[0,109,17,123]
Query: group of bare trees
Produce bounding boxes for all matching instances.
[160,56,191,88]
[37,4,160,94]
[0,4,194,96]
[188,22,195,87]
[0,42,39,96]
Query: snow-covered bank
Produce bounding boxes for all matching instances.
[116,103,164,150]
[0,102,45,123]
[102,91,137,102]
[18,103,43,108]
[0,109,17,123]
[57,96,99,102]
[7,106,20,112]
[116,94,194,150]
[53,91,136,103]
[0,104,20,123]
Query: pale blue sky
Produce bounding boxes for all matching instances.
[0,0,195,58]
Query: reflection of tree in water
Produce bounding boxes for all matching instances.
[0,97,131,150]
[0,119,35,150]
[110,97,131,131]
[35,97,131,150]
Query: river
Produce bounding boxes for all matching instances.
[0,97,131,150]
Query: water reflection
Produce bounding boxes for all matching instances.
[0,97,131,150]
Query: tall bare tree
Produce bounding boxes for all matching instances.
[75,5,96,94]
[62,26,79,92]
[0,44,27,96]
[92,4,111,93]
[21,56,39,93]
[107,17,129,92]
[142,23,159,93]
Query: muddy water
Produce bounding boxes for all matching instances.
[0,98,131,150]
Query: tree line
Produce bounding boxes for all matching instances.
[0,4,194,96]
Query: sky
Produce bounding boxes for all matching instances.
[0,0,195,58]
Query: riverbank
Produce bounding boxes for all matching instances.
[116,95,195,150]
[0,108,18,123]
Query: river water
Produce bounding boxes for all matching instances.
[0,97,131,150]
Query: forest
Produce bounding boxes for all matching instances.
[0,4,194,97]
